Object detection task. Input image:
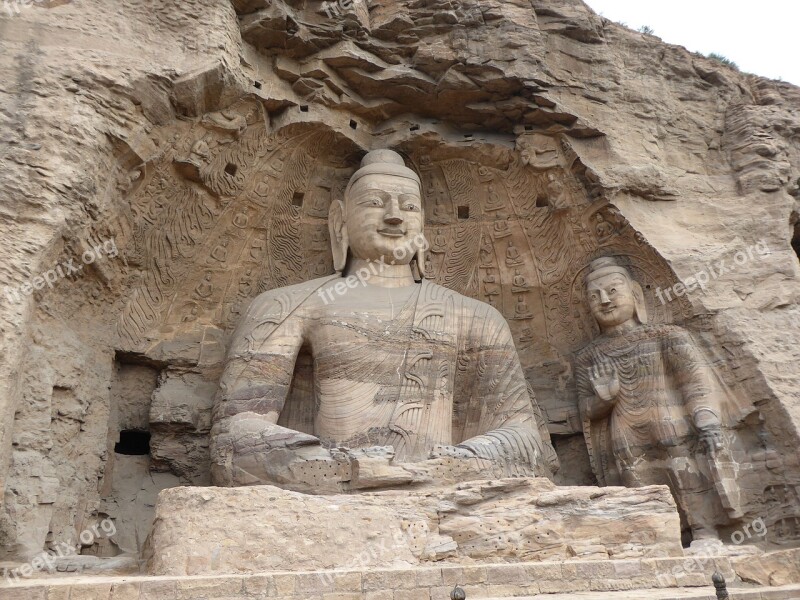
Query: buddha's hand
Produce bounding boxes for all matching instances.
[346,446,421,489]
[588,360,619,402]
[694,408,723,455]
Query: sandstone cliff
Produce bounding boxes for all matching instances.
[0,0,798,559]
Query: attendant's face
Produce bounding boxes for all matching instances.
[345,173,424,264]
[587,273,636,329]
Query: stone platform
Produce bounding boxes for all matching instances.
[147,479,682,576]
[2,552,799,599]
[0,556,741,600]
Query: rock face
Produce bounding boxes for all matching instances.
[733,547,800,586]
[147,479,682,576]
[0,0,799,567]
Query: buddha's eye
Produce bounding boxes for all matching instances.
[403,203,420,212]
[590,294,598,301]
[610,288,617,295]
[367,198,383,207]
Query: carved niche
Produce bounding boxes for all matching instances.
[114,104,695,444]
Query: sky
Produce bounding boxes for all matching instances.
[583,1,800,86]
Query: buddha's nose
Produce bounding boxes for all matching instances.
[384,199,403,225]
[599,289,611,304]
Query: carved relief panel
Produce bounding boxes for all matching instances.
[116,114,697,441]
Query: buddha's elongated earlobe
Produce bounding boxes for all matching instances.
[412,208,427,282]
[632,280,648,324]
[328,199,348,273]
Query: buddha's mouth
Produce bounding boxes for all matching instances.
[378,227,406,237]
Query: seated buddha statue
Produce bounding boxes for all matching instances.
[210,150,558,492]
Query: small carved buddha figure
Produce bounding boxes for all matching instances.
[544,174,567,209]
[194,272,214,299]
[485,183,505,211]
[311,228,328,250]
[210,238,229,264]
[424,254,434,277]
[483,268,500,296]
[514,294,533,319]
[432,191,448,219]
[306,185,332,218]
[211,150,558,492]
[432,228,448,253]
[238,270,254,298]
[312,256,329,276]
[594,212,614,242]
[174,138,211,182]
[575,257,747,542]
[512,269,528,292]
[479,235,494,265]
[505,240,523,267]
[493,218,511,239]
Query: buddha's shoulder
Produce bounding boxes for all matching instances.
[244,275,339,317]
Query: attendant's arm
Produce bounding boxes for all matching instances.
[665,328,721,448]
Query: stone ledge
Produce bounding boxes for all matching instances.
[495,583,800,599]
[3,582,800,600]
[0,556,736,600]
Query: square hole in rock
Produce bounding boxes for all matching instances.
[114,430,151,456]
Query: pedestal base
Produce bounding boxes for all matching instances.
[146,478,683,576]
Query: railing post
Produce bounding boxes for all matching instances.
[712,571,729,600]
[450,584,466,600]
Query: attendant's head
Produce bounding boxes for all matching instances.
[330,149,426,275]
[585,257,647,331]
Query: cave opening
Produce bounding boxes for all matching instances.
[114,430,151,456]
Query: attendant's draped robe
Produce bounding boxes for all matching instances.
[575,324,753,486]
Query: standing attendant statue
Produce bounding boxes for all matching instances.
[575,257,750,542]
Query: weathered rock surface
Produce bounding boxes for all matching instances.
[146,478,682,575]
[0,0,799,568]
[733,547,800,586]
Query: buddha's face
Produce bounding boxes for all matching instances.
[587,272,636,330]
[344,173,424,264]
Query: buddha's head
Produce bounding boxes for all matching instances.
[329,149,426,277]
[585,257,647,331]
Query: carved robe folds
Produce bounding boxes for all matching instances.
[575,323,752,535]
[577,324,717,483]
[211,276,557,490]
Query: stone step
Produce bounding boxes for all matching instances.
[496,583,800,599]
[2,580,800,600]
[0,556,741,600]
